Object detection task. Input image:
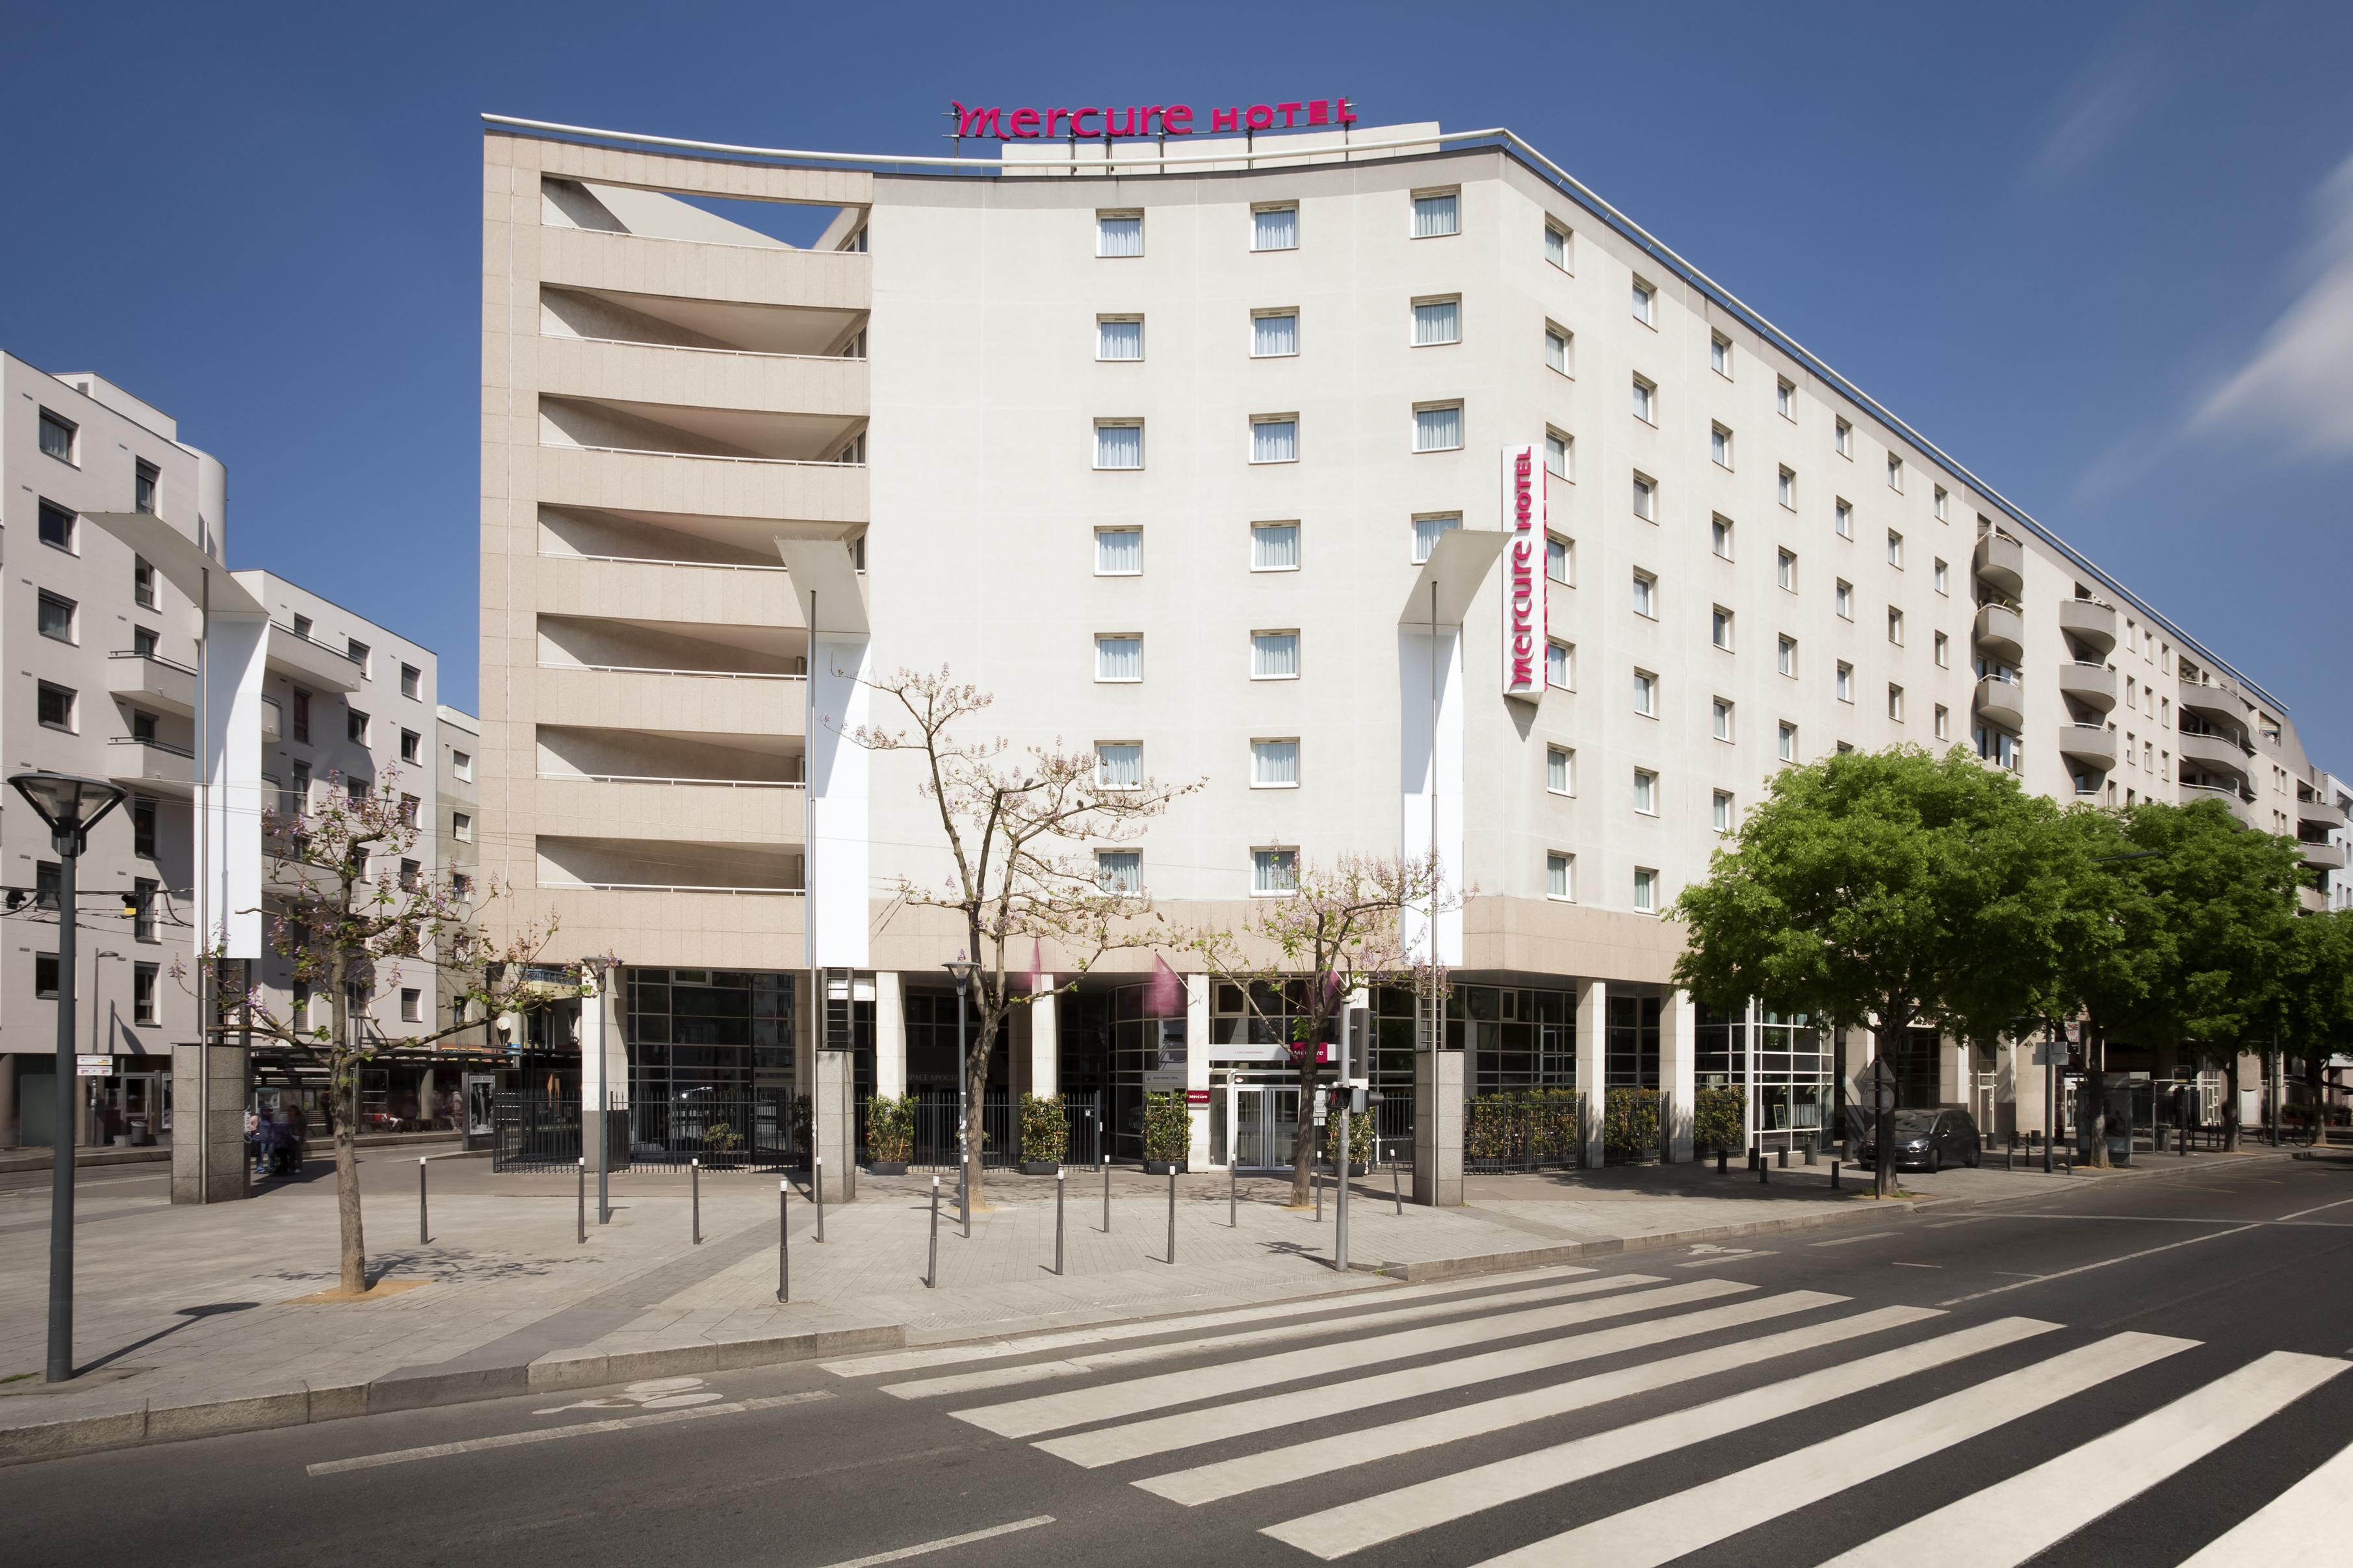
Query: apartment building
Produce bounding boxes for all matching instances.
[477,116,2342,1187]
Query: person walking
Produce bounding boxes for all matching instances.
[247,1106,266,1176]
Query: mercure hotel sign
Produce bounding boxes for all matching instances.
[1502,444,1547,700]
[952,97,1358,140]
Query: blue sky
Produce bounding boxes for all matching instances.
[8,1,2352,760]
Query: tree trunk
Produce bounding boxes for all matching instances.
[1872,1020,1901,1199]
[335,1048,367,1294]
[2306,1051,2327,1146]
[1289,1055,1320,1207]
[965,1012,993,1215]
[2083,1029,2109,1168]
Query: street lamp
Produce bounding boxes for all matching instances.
[10,771,127,1383]
[943,957,978,1220]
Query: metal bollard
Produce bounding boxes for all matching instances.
[1717,1149,1727,1174]
[1832,1159,1841,1190]
[1392,1164,1404,1216]
[419,1157,429,1246]
[692,1159,701,1244]
[1056,1166,1066,1276]
[1778,1148,1789,1169]
[1759,1157,1769,1185]
[1230,1161,1238,1228]
[1315,1164,1323,1222]
[961,1157,971,1239]
[777,1180,790,1302]
[1104,1159,1112,1233]
[927,1177,939,1289]
[814,1155,826,1244]
[1166,1165,1176,1265]
[577,1158,586,1244]
[1804,1145,1817,1166]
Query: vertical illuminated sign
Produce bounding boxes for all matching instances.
[1502,443,1546,699]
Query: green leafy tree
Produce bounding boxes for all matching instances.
[1671,746,2075,1194]
[2040,804,2170,1164]
[2278,908,2353,1139]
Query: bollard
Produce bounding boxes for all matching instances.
[814,1156,826,1244]
[777,1180,790,1302]
[1759,1156,1769,1185]
[577,1158,586,1244]
[1778,1148,1789,1169]
[927,1177,939,1289]
[1832,1159,1841,1190]
[1056,1166,1067,1276]
[1805,1144,1817,1166]
[1315,1164,1323,1222]
[1717,1149,1727,1175]
[1392,1164,1403,1216]
[1230,1161,1238,1228]
[692,1159,702,1244]
[1166,1164,1176,1265]
[1103,1159,1111,1233]
[961,1157,971,1239]
[419,1157,429,1246]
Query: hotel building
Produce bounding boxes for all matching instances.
[476,114,2342,1190]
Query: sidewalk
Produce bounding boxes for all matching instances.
[0,1144,2269,1463]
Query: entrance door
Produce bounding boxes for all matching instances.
[1232,1085,1300,1170]
[465,1075,499,1143]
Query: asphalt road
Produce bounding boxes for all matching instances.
[5,1153,2350,1568]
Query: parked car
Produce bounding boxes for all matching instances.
[1847,1107,1982,1171]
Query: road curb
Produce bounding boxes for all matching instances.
[0,1318,905,1469]
[1361,1196,1941,1283]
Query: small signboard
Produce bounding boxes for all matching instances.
[1184,1088,1211,1107]
[1141,1068,1187,1091]
[75,1054,112,1077]
[1862,1057,1899,1112]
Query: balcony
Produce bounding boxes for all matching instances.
[533,662,807,736]
[533,443,868,529]
[2298,795,2348,832]
[2057,598,2116,658]
[2179,782,2259,829]
[1972,675,2025,732]
[107,651,197,716]
[2300,841,2348,873]
[533,552,801,630]
[1973,603,2025,663]
[1972,533,2024,597]
[266,623,366,694]
[2056,662,2118,712]
[2178,678,2242,728]
[535,335,867,424]
[2178,729,2252,786]
[537,225,870,316]
[107,734,193,797]
[2057,725,2117,769]
[534,773,807,846]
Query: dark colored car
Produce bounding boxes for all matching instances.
[1848,1107,1982,1171]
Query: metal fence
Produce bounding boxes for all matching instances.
[905,1089,1104,1172]
[491,1092,797,1173]
[1464,1090,1584,1174]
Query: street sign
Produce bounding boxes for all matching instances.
[1862,1057,1899,1112]
[75,1054,112,1078]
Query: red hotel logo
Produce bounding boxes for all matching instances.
[1503,444,1546,699]
[952,98,1357,140]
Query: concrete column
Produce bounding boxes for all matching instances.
[1659,990,1696,1162]
[1030,988,1059,1098]
[578,978,624,1172]
[1576,979,1607,1169]
[874,971,906,1101]
[0,1055,16,1149]
[1412,1046,1463,1205]
[170,1042,248,1203]
[1184,974,1211,1168]
[812,1042,853,1202]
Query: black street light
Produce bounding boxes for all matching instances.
[10,771,127,1383]
[943,957,978,1231]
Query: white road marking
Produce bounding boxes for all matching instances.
[891,1274,1650,1402]
[1891,1262,1941,1269]
[1819,1350,2345,1565]
[805,1516,1054,1567]
[947,1278,1705,1438]
[1462,1332,2195,1568]
[1050,1290,1851,1471]
[1925,1218,1985,1228]
[536,1375,722,1414]
[822,1265,1576,1378]
[1674,1250,1775,1268]
[2271,1194,2353,1224]
[1141,1303,1931,1508]
[1935,1225,2260,1306]
[2178,1435,2353,1564]
[1810,1231,1897,1247]
[305,1390,833,1475]
[1260,1315,2057,1558]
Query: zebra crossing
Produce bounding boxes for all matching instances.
[821,1265,2352,1566]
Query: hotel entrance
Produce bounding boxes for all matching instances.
[1208,1069,1304,1172]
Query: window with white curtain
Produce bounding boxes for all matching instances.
[1548,640,1572,689]
[1888,607,1904,645]
[1547,746,1573,793]
[1252,522,1299,571]
[1412,404,1463,452]
[1096,742,1141,789]
[1097,316,1142,361]
[1713,698,1734,741]
[1095,422,1143,469]
[1888,683,1905,721]
[1631,376,1656,422]
[1778,636,1797,676]
[1546,533,1571,585]
[1836,661,1854,702]
[1779,723,1797,761]
[1778,549,1795,590]
[1835,579,1853,618]
[1778,467,1796,508]
[1887,529,1904,567]
[1412,297,1461,346]
[1250,417,1299,463]
[1251,739,1299,788]
[1934,558,1949,595]
[1545,431,1570,480]
[1934,484,1949,520]
[1632,571,1656,617]
[1835,417,1852,457]
[1835,498,1853,537]
[1253,848,1300,895]
[1251,631,1299,678]
[1547,852,1574,900]
[1095,528,1142,575]
[1713,791,1734,833]
[1252,310,1299,357]
[1095,634,1142,682]
[1097,849,1143,893]
[1634,868,1659,912]
[1410,191,1459,237]
[1712,606,1733,649]
[1097,212,1143,257]
[1632,279,1656,324]
[1887,454,1904,491]
[1711,517,1733,558]
[1545,222,1570,269]
[1633,770,1658,814]
[1633,474,1656,520]
[1633,669,1657,714]
[1546,326,1571,374]
[1711,424,1734,469]
[1711,333,1732,376]
[1412,513,1461,564]
[1252,205,1298,251]
[1776,378,1795,418]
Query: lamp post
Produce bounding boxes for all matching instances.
[11,771,127,1383]
[944,957,978,1213]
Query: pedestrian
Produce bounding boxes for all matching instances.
[288,1101,309,1171]
[265,1107,292,1177]
[247,1106,265,1175]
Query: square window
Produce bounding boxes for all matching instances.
[1777,468,1795,509]
[1835,580,1853,618]
[1776,378,1795,418]
[1632,571,1656,617]
[1544,222,1570,269]
[1835,418,1852,457]
[1633,868,1659,912]
[1888,607,1904,645]
[1251,631,1300,679]
[1096,527,1143,574]
[400,987,423,1023]
[1887,529,1903,567]
[1632,279,1656,325]
[1778,636,1797,676]
[1253,847,1300,895]
[1633,669,1658,715]
[1252,204,1298,251]
[39,408,76,462]
[1251,309,1299,357]
[453,811,473,842]
[1545,325,1572,375]
[1710,333,1732,376]
[1836,662,1854,702]
[1252,521,1300,571]
[1778,722,1797,762]
[1633,769,1658,814]
[1710,424,1733,469]
[35,955,58,998]
[1632,474,1657,521]
[1546,534,1571,585]
[1777,548,1795,590]
[1547,851,1574,900]
[1096,742,1142,790]
[38,500,77,552]
[1250,416,1299,463]
[1835,498,1853,537]
[1097,849,1143,893]
[1412,403,1463,452]
[37,591,76,644]
[38,681,75,732]
[1711,606,1733,650]
[1251,738,1300,787]
[1095,421,1143,469]
[1097,316,1143,361]
[1888,453,1904,491]
[1411,513,1461,564]
[1712,790,1734,834]
[1712,697,1734,741]
[1411,191,1460,237]
[1411,297,1461,346]
[1546,639,1572,689]
[1545,431,1571,480]
[1711,517,1732,558]
[452,750,473,782]
[1934,704,1950,741]
[1097,211,1143,257]
[1631,376,1656,422]
[1888,683,1905,721]
[1547,745,1572,793]
[400,663,421,700]
[1095,634,1143,682]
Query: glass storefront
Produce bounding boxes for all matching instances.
[1695,1002,1834,1150]
[625,968,796,1101]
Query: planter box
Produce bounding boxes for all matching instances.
[865,1161,908,1176]
[1143,1159,1188,1176]
[1018,1160,1058,1176]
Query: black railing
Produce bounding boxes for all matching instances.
[1464,1090,1583,1173]
[622,1092,795,1171]
[900,1088,1105,1171]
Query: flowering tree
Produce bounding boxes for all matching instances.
[193,773,589,1294]
[1184,852,1448,1207]
[850,669,1196,1211]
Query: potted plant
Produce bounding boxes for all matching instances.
[701,1119,744,1170]
[1321,1101,1376,1176]
[864,1094,915,1175]
[1693,1085,1745,1162]
[1603,1087,1662,1165]
[1018,1093,1067,1175]
[1142,1090,1191,1174]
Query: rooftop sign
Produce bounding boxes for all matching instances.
[952,98,1357,141]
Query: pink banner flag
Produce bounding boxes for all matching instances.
[1147,953,1184,1018]
[1027,938,1046,995]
